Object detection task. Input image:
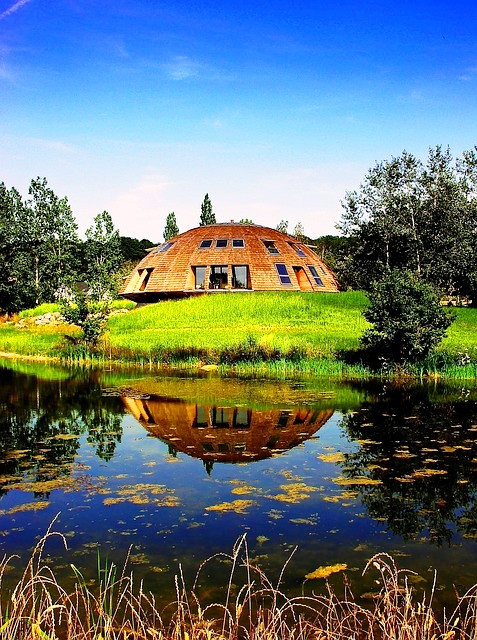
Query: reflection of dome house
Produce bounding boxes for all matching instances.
[122,395,333,466]
[120,223,339,301]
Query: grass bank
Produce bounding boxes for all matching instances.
[1,291,477,378]
[2,529,476,640]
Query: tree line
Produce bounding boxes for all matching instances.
[0,178,160,313]
[313,146,477,303]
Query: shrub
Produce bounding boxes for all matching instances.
[361,270,453,365]
[61,292,110,347]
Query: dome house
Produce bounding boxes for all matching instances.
[120,222,339,301]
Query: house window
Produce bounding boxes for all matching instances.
[275,263,292,285]
[209,265,228,289]
[216,239,228,248]
[308,265,324,287]
[233,408,251,428]
[232,265,249,289]
[212,407,230,428]
[155,242,174,253]
[136,268,154,291]
[232,239,245,248]
[193,266,206,289]
[195,406,209,428]
[199,239,213,249]
[263,240,280,255]
[289,242,306,257]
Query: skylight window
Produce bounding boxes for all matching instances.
[155,242,174,253]
[232,239,245,248]
[289,242,306,257]
[199,239,213,249]
[263,240,280,255]
[275,263,292,285]
[308,265,324,287]
[216,239,228,248]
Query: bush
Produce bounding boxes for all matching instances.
[61,293,110,347]
[361,270,453,365]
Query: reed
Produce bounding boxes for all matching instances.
[0,525,476,640]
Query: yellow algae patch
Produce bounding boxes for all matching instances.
[318,452,345,463]
[231,485,258,495]
[104,483,180,508]
[47,434,79,441]
[411,468,448,478]
[305,563,347,580]
[0,501,50,515]
[441,446,456,453]
[279,470,305,482]
[205,500,257,514]
[271,482,319,504]
[332,476,382,487]
[290,517,318,525]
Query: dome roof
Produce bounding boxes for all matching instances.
[120,223,339,301]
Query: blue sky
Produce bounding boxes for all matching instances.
[1,0,477,240]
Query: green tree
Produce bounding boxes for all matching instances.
[361,270,453,365]
[0,184,25,312]
[120,237,157,262]
[163,211,179,241]
[276,220,288,234]
[199,193,215,226]
[292,222,306,241]
[239,218,253,224]
[84,211,122,299]
[339,147,477,297]
[9,178,80,307]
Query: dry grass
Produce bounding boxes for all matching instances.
[0,523,476,639]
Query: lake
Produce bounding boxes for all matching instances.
[1,359,477,609]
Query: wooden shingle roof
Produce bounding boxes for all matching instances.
[120,223,339,301]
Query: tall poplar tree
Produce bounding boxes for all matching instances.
[199,193,215,226]
[84,210,122,299]
[163,212,179,241]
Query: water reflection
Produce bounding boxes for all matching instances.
[338,383,477,545]
[2,360,477,606]
[122,396,333,469]
[0,366,124,498]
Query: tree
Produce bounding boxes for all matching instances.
[292,222,306,241]
[239,218,253,224]
[361,270,453,365]
[0,184,25,312]
[199,193,215,226]
[19,178,80,305]
[339,147,477,297]
[163,212,179,241]
[276,220,288,234]
[120,237,157,262]
[84,211,122,299]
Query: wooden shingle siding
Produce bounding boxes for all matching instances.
[120,223,339,301]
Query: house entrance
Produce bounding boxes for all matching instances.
[292,266,313,291]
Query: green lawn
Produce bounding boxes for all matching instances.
[1,291,476,377]
[106,291,369,358]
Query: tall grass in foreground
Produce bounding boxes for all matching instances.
[2,526,477,640]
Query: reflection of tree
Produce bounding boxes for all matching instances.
[0,367,124,497]
[339,384,477,546]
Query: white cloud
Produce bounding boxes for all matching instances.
[0,0,32,20]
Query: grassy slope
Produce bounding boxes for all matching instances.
[1,291,476,376]
[106,291,369,357]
